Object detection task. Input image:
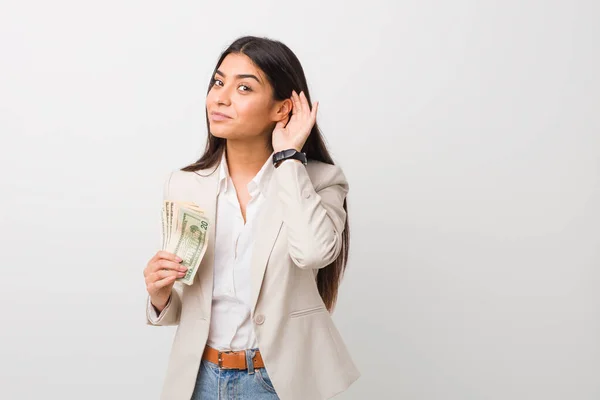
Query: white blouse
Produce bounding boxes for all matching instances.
[207,151,275,351]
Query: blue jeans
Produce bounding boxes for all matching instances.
[191,348,280,399]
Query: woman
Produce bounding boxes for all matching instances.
[143,36,360,400]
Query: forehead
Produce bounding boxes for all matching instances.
[217,53,266,82]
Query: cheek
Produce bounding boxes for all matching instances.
[236,99,257,117]
[236,99,271,124]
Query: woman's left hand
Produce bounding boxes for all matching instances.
[272,90,318,153]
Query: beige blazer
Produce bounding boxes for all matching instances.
[146,159,360,400]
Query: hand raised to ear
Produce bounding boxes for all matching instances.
[272,90,318,153]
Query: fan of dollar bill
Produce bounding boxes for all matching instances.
[161,200,210,286]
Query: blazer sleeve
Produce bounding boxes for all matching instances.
[146,171,183,326]
[146,283,182,326]
[273,159,349,270]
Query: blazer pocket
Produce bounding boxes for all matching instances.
[289,305,327,318]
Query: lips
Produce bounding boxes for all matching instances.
[210,111,232,119]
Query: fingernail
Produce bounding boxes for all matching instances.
[180,267,188,272]
[178,272,185,277]
[176,256,183,262]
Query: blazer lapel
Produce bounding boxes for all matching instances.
[250,177,284,316]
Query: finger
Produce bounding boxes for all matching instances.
[146,270,180,287]
[154,259,187,273]
[157,251,182,263]
[154,269,184,281]
[158,259,188,272]
[299,91,309,115]
[149,252,161,264]
[151,275,177,290]
[292,91,302,115]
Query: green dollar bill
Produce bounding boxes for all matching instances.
[173,208,210,286]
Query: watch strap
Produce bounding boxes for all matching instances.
[272,149,307,167]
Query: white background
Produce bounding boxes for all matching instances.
[1,1,599,399]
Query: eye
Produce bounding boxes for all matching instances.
[212,78,224,87]
[239,84,251,92]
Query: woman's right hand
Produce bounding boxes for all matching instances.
[143,251,187,312]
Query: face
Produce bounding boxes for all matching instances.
[206,53,289,141]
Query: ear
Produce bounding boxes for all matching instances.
[272,98,293,122]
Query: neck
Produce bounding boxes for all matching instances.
[225,138,272,180]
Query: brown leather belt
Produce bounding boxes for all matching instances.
[202,345,265,370]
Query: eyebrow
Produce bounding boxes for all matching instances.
[215,69,261,84]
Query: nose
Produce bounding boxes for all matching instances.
[215,95,229,106]
[212,86,232,106]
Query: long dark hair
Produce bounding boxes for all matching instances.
[181,36,349,312]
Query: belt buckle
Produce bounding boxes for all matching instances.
[218,350,234,369]
[217,351,224,368]
[217,349,247,370]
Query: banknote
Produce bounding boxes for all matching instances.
[161,201,210,285]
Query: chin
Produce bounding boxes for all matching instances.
[209,125,233,139]
[210,128,243,140]
[210,125,263,141]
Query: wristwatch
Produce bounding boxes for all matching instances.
[272,149,307,167]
